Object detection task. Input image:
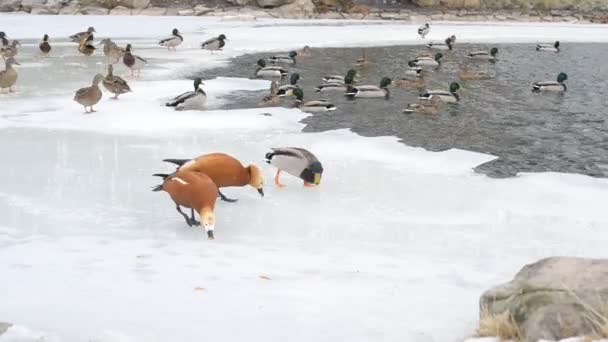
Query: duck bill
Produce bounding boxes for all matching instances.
[313,173,321,185]
[257,188,264,197]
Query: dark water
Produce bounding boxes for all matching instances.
[199,43,608,178]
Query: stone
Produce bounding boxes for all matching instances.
[0,322,12,336]
[78,0,113,8]
[379,11,404,20]
[225,0,252,6]
[177,8,194,15]
[165,7,190,15]
[31,4,59,13]
[257,0,294,8]
[137,7,167,16]
[480,257,608,342]
[275,0,314,18]
[0,0,22,12]
[20,0,46,11]
[114,0,148,9]
[194,5,213,15]
[317,10,343,19]
[109,5,131,14]
[79,5,109,14]
[413,0,438,7]
[58,1,79,13]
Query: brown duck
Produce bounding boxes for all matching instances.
[163,152,265,202]
[74,74,103,113]
[39,34,51,56]
[70,27,95,43]
[1,40,20,59]
[0,57,19,93]
[102,64,131,99]
[153,170,219,239]
[100,38,124,64]
[78,35,95,56]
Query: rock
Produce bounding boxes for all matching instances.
[413,0,438,7]
[275,0,314,18]
[20,0,46,11]
[225,0,252,6]
[379,11,406,20]
[138,6,165,15]
[0,0,21,12]
[317,10,343,19]
[177,8,194,15]
[109,5,131,14]
[31,5,59,13]
[78,0,112,8]
[257,0,294,9]
[58,1,79,13]
[480,257,608,342]
[114,0,148,9]
[0,322,12,336]
[194,5,213,15]
[79,5,109,14]
[165,7,191,15]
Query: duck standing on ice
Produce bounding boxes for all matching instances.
[266,148,323,188]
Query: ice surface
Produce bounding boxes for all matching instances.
[0,15,607,342]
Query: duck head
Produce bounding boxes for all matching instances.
[0,32,6,39]
[88,27,96,33]
[557,72,568,83]
[449,82,461,93]
[380,77,393,88]
[218,34,227,41]
[125,43,132,52]
[248,164,264,197]
[301,161,323,186]
[43,34,49,42]
[292,87,304,102]
[193,78,204,90]
[200,208,215,240]
[5,57,20,67]
[554,41,560,49]
[290,73,300,85]
[490,48,498,57]
[435,53,443,62]
[288,50,298,58]
[344,69,357,84]
[257,58,267,68]
[172,28,180,35]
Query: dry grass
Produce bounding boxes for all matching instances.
[476,305,522,341]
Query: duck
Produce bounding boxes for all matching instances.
[354,49,370,68]
[418,23,430,38]
[152,170,218,239]
[165,78,206,110]
[536,41,560,52]
[297,45,312,57]
[458,66,494,80]
[122,44,147,77]
[162,152,264,202]
[0,57,20,94]
[159,28,183,51]
[467,48,498,62]
[322,69,357,84]
[409,53,443,68]
[99,38,124,64]
[201,34,227,52]
[419,82,461,103]
[269,51,297,65]
[292,88,337,112]
[39,34,51,56]
[316,69,357,93]
[0,32,8,47]
[276,73,300,97]
[403,66,423,80]
[259,81,281,106]
[78,36,96,56]
[70,27,96,43]
[532,72,568,92]
[102,64,131,99]
[266,147,323,188]
[73,74,104,113]
[0,40,20,59]
[394,72,426,90]
[345,77,392,99]
[255,59,288,78]
[402,102,442,114]
[426,36,454,51]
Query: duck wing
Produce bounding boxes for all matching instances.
[166,91,198,107]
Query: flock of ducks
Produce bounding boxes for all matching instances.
[0,23,569,238]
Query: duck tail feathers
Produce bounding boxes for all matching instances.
[162,159,190,166]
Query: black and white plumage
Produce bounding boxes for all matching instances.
[276,73,301,97]
[39,34,51,56]
[201,34,227,51]
[345,77,392,99]
[316,69,357,93]
[426,36,455,51]
[0,32,9,47]
[532,73,568,93]
[159,28,183,50]
[418,23,430,38]
[70,27,96,43]
[467,48,498,61]
[291,88,336,112]
[536,41,560,52]
[255,59,288,78]
[408,53,443,68]
[166,78,207,110]
[265,147,324,187]
[269,51,297,65]
[419,82,461,103]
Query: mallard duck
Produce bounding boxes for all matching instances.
[291,88,336,112]
[0,32,8,47]
[102,64,131,99]
[322,69,357,83]
[276,73,300,97]
[403,96,442,114]
[269,51,297,65]
[409,53,443,67]
[201,34,227,52]
[78,36,95,56]
[297,45,312,57]
[536,41,560,52]
[39,34,51,56]
[123,44,147,77]
[166,78,207,110]
[394,73,425,90]
[0,57,19,93]
[0,40,20,59]
[159,28,183,51]
[426,36,454,51]
[418,23,430,38]
[345,77,392,99]
[70,27,96,43]
[467,48,498,61]
[259,81,281,106]
[354,49,370,68]
[99,38,124,64]
[255,59,288,78]
[458,66,494,80]
[403,66,423,80]
[74,74,104,113]
[265,147,323,187]
[419,82,461,103]
[532,72,568,92]
[316,69,357,93]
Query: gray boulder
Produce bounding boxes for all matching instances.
[20,0,46,11]
[79,5,109,13]
[257,0,294,9]
[109,5,131,14]
[0,0,22,12]
[114,0,149,9]
[480,257,608,342]
[275,0,313,17]
[137,6,165,15]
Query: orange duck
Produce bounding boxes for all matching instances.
[163,152,264,202]
[153,170,218,239]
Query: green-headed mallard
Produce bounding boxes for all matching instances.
[409,53,443,68]
[0,57,19,93]
[123,44,147,77]
[100,38,124,64]
[255,59,288,78]
[265,147,323,188]
[74,74,104,113]
[159,28,183,51]
[0,32,9,47]
[166,78,207,111]
[269,51,297,65]
[467,48,498,62]
[418,23,430,38]
[276,73,300,97]
[425,36,455,51]
[70,27,96,43]
[1,40,21,59]
[532,72,567,92]
[316,69,357,93]
[39,34,51,56]
[259,81,281,107]
[291,88,336,112]
[201,34,226,52]
[536,41,560,52]
[345,77,392,99]
[103,64,131,99]
[78,36,95,56]
[419,82,461,103]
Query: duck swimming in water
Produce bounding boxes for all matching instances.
[255,59,288,78]
[345,77,392,99]
[536,41,560,52]
[291,88,337,112]
[419,82,461,103]
[467,48,498,62]
[532,72,568,92]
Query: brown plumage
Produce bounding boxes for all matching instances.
[163,152,264,202]
[39,34,51,56]
[394,74,426,90]
[153,170,218,239]
[0,57,19,93]
[0,40,20,59]
[78,35,95,56]
[100,38,124,64]
[458,66,495,80]
[122,44,147,77]
[258,81,280,106]
[102,64,131,99]
[74,74,103,113]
